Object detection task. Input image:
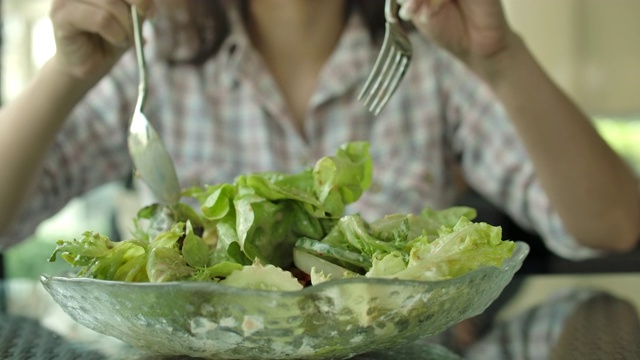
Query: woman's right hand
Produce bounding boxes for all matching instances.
[49,0,155,82]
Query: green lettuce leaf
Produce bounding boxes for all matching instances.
[49,142,375,288]
[391,217,516,281]
[47,142,515,290]
[219,260,303,291]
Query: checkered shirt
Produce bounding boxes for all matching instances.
[0,10,601,260]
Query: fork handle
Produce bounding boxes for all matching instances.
[385,0,400,24]
[131,6,147,111]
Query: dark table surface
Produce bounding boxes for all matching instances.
[0,312,463,360]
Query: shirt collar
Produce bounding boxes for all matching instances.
[312,13,376,107]
[209,6,376,100]
[207,5,252,90]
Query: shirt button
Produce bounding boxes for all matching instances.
[424,172,434,184]
[369,181,383,194]
[298,155,311,167]
[188,177,202,187]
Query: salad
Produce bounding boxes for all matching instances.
[49,142,515,291]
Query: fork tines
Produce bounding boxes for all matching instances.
[358,0,412,116]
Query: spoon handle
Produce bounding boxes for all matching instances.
[131,6,147,112]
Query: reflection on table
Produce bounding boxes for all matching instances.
[1,273,640,360]
[465,286,640,359]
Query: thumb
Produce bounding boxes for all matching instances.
[398,0,448,22]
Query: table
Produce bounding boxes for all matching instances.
[0,312,460,360]
[1,273,639,360]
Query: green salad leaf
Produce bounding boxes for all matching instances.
[368,216,516,281]
[48,141,516,290]
[293,207,515,283]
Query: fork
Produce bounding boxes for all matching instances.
[358,0,413,115]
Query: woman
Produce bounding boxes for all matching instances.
[0,0,638,259]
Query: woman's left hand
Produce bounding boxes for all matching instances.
[397,0,516,72]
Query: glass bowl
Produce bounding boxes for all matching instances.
[40,241,529,360]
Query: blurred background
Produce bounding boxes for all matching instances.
[1,0,639,279]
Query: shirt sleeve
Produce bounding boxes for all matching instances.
[432,47,605,260]
[0,52,139,248]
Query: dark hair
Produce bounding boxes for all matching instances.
[156,0,386,65]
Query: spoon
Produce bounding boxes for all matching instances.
[127,6,181,205]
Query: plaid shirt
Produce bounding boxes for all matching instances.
[1,10,602,260]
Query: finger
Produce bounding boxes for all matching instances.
[414,0,449,25]
[426,0,448,15]
[51,0,131,48]
[398,0,421,21]
[74,0,156,38]
[123,0,157,18]
[79,0,134,37]
[414,2,431,26]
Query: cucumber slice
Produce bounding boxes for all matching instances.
[293,248,356,280]
[294,238,371,271]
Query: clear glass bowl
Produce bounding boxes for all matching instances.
[40,242,529,360]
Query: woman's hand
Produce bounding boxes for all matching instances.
[397,0,516,78]
[49,0,156,82]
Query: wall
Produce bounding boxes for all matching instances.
[503,0,640,117]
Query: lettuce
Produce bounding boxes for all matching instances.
[49,142,373,286]
[294,208,515,283]
[48,141,515,290]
